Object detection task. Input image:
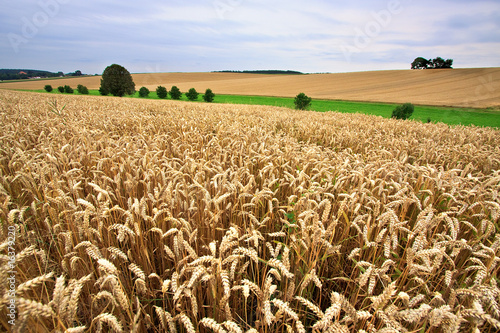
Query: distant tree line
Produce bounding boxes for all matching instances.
[0,69,85,81]
[0,69,61,80]
[214,70,304,75]
[411,57,453,69]
[67,70,83,77]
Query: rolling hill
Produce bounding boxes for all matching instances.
[1,68,499,108]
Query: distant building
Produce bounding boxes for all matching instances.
[19,71,27,75]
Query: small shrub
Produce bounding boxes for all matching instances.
[185,88,199,101]
[77,84,89,95]
[392,103,414,120]
[203,89,215,102]
[57,86,64,93]
[156,86,167,99]
[44,85,53,92]
[294,93,312,110]
[139,87,150,98]
[427,117,432,123]
[169,86,182,100]
[64,85,74,94]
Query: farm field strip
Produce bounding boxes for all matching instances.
[213,95,500,128]
[1,90,500,332]
[17,89,500,128]
[1,68,500,108]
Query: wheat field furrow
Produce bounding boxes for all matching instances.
[1,90,500,332]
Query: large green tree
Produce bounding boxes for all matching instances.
[100,64,136,97]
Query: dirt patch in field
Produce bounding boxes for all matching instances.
[1,68,499,108]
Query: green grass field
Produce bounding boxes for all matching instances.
[25,89,500,128]
[214,95,500,128]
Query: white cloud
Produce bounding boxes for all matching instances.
[1,0,499,73]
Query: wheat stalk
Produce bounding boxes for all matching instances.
[2,89,500,332]
[93,313,123,333]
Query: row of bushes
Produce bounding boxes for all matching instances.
[44,84,89,94]
[43,82,416,120]
[137,86,215,102]
[44,84,216,103]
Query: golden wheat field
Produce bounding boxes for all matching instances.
[1,89,500,332]
[1,67,500,108]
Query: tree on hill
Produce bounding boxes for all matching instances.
[69,70,83,76]
[214,70,304,75]
[430,57,453,69]
[99,64,135,97]
[411,57,453,69]
[411,57,431,69]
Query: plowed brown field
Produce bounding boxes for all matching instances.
[2,68,499,108]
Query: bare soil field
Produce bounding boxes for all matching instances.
[1,68,499,108]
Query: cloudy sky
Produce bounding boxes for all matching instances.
[1,0,500,74]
